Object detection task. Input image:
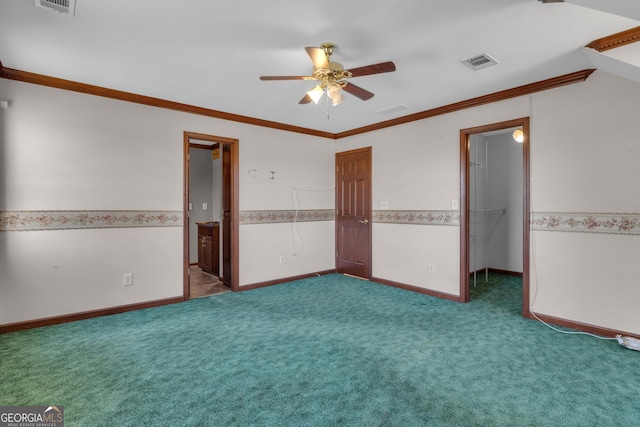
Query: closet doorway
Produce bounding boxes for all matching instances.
[183,132,239,299]
[459,118,530,317]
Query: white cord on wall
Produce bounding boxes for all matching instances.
[526,94,638,351]
[290,186,334,255]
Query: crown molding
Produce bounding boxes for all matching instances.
[0,63,335,139]
[585,26,640,52]
[335,69,595,138]
[1,62,594,140]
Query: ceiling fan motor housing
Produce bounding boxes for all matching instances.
[312,63,351,84]
[320,42,336,57]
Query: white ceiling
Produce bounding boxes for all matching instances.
[1,0,639,134]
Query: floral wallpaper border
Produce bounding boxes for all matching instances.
[532,212,640,236]
[0,210,183,231]
[5,210,635,235]
[240,210,334,225]
[0,209,461,230]
[239,209,460,226]
[373,210,460,226]
[240,209,640,234]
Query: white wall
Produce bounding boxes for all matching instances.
[502,135,524,272]
[337,99,531,297]
[2,69,640,336]
[529,71,640,334]
[0,228,182,322]
[339,70,640,335]
[0,78,335,325]
[484,132,523,273]
[238,126,336,284]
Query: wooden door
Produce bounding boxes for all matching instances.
[222,144,232,287]
[336,147,372,278]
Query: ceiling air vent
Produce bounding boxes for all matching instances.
[376,104,409,115]
[35,0,76,16]
[462,53,499,71]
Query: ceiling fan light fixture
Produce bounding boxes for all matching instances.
[307,85,324,104]
[327,81,343,106]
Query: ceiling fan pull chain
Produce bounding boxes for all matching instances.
[326,90,330,120]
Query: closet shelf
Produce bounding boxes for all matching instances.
[471,137,491,286]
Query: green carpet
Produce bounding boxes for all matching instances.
[1,273,638,426]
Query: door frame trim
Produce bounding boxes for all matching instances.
[459,118,530,317]
[183,131,240,298]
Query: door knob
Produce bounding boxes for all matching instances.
[359,219,369,224]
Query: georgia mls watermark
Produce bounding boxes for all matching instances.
[0,406,64,427]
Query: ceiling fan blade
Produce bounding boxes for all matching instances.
[298,94,313,104]
[347,61,396,78]
[342,82,374,101]
[260,75,313,81]
[305,47,329,69]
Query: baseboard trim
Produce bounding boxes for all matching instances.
[5,281,636,342]
[470,268,523,277]
[239,270,336,291]
[372,276,461,302]
[0,296,184,334]
[530,311,640,340]
[488,268,522,277]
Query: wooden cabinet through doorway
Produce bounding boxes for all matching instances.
[197,222,219,276]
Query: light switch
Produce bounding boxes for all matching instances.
[202,203,208,210]
[380,201,389,210]
[189,203,192,211]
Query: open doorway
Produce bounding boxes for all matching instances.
[188,143,226,297]
[183,132,239,299]
[459,118,530,317]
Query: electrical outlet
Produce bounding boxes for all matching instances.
[279,256,285,264]
[428,264,436,274]
[123,273,133,286]
[202,203,208,210]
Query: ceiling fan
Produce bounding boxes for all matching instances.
[259,42,396,106]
